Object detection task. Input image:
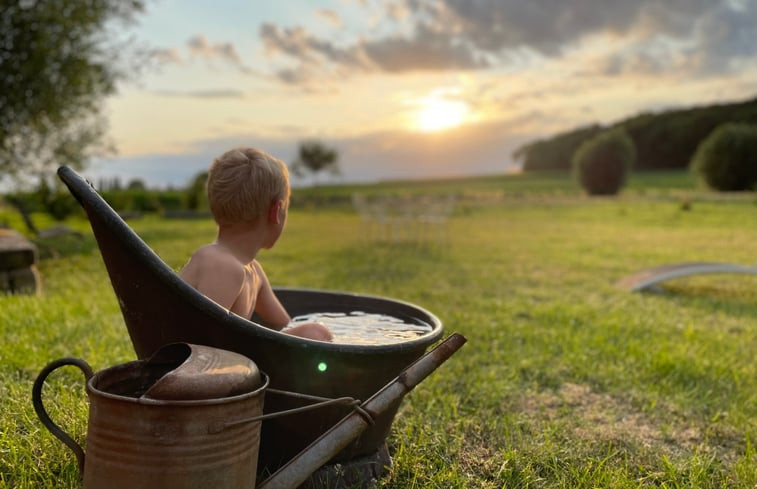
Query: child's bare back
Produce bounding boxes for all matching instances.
[180,243,260,320]
[178,147,333,342]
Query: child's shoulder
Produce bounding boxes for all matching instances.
[181,243,246,287]
[192,243,224,257]
[189,244,241,270]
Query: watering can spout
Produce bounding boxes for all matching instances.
[258,333,467,489]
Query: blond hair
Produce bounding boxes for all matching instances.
[207,147,290,225]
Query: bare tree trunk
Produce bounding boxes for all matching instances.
[3,197,39,235]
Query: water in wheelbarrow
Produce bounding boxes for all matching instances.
[287,311,433,345]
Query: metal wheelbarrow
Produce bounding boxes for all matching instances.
[57,166,450,479]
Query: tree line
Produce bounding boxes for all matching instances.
[514,96,757,172]
[1,139,341,234]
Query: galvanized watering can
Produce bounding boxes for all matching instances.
[33,335,466,489]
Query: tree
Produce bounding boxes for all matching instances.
[1,0,145,186]
[513,96,757,172]
[184,171,208,211]
[690,123,757,191]
[572,128,636,196]
[291,140,340,185]
[126,178,147,191]
[513,124,603,171]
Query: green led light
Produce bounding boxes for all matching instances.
[317,362,328,372]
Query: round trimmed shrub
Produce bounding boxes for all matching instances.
[572,128,635,195]
[690,123,757,191]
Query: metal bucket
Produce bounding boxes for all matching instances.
[33,344,268,489]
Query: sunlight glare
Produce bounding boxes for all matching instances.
[415,97,470,132]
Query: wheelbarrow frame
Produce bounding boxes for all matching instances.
[57,166,444,469]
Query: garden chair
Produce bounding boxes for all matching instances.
[617,261,757,292]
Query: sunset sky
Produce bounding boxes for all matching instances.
[90,0,757,187]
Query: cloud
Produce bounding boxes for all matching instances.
[591,0,757,76]
[338,123,528,181]
[259,0,756,84]
[153,89,245,98]
[187,34,242,63]
[260,19,486,83]
[260,23,370,84]
[685,1,757,73]
[385,2,411,21]
[148,35,254,73]
[361,25,489,72]
[89,117,537,190]
[149,48,182,65]
[260,24,365,66]
[316,9,342,27]
[186,34,253,73]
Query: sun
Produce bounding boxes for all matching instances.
[415,97,470,132]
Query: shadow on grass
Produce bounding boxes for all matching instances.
[642,280,757,323]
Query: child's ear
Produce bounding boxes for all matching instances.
[268,199,284,224]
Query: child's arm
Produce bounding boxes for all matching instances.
[252,262,291,329]
[253,262,333,341]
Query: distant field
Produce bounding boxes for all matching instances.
[1,170,755,488]
[297,168,695,194]
[290,170,706,213]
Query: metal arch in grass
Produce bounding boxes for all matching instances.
[617,261,757,292]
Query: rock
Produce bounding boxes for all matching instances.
[0,229,40,294]
[0,266,40,294]
[0,229,37,269]
[37,225,83,240]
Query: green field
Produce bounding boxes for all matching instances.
[1,171,756,488]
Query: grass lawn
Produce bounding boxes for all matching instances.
[1,171,756,487]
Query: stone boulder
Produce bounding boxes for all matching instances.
[0,229,40,294]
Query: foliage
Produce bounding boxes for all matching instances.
[515,96,757,172]
[126,178,147,191]
[34,180,81,221]
[155,191,185,212]
[291,140,340,184]
[0,0,145,185]
[183,171,208,211]
[99,189,166,214]
[572,129,636,195]
[2,173,756,487]
[690,123,757,191]
[3,181,81,232]
[622,99,757,171]
[513,124,603,171]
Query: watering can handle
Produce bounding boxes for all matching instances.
[32,357,94,474]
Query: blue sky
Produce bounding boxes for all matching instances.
[88,0,757,188]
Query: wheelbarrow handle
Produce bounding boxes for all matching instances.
[32,357,94,475]
[211,389,373,434]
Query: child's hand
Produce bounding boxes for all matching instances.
[284,321,333,342]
